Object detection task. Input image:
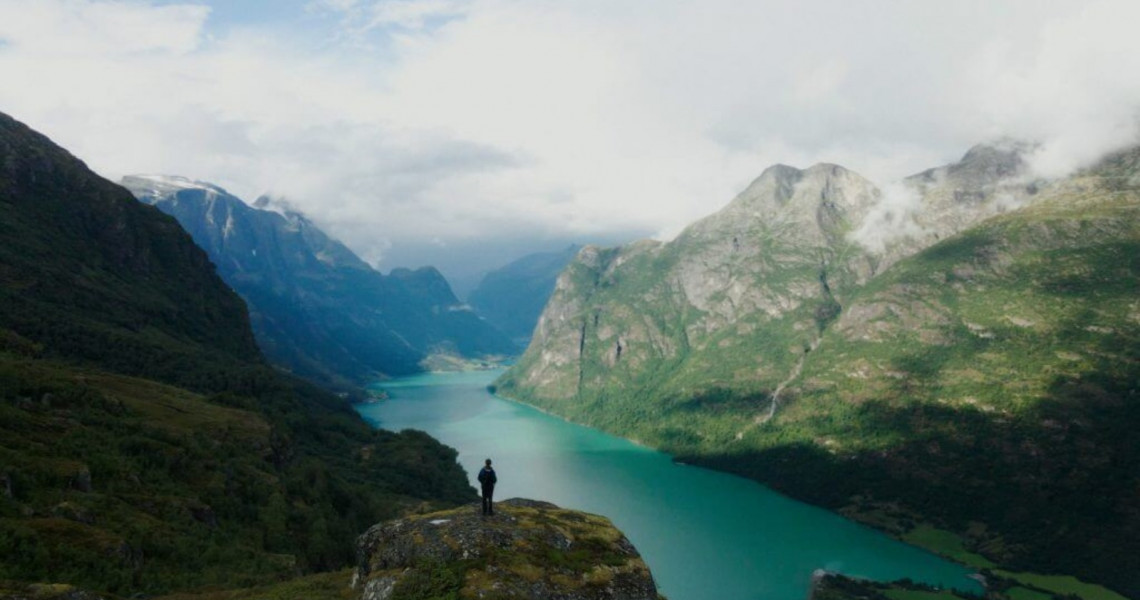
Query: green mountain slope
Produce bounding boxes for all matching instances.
[497,146,1140,597]
[497,162,883,433]
[0,111,475,595]
[723,160,1140,594]
[0,119,260,386]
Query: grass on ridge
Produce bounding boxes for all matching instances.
[1004,588,1053,600]
[901,525,995,570]
[152,570,354,600]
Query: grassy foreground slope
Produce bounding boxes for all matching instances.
[498,149,1140,597]
[0,111,475,595]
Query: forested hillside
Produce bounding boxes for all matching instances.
[0,111,475,596]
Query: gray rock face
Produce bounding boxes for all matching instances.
[354,498,660,600]
[672,162,881,320]
[697,162,881,247]
[495,140,1068,443]
[498,162,885,410]
[854,140,1044,266]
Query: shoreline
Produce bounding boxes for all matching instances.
[471,382,995,590]
[375,372,1135,600]
[365,370,988,598]
[491,388,653,450]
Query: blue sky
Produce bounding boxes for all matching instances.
[1,0,1138,291]
[157,1,292,25]
[148,1,407,53]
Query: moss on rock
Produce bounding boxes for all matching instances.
[354,499,660,600]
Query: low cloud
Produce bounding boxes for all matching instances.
[849,183,924,254]
[0,0,206,55]
[1,0,1138,275]
[954,0,1140,178]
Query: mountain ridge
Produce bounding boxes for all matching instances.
[497,141,1140,597]
[122,175,515,387]
[0,117,261,385]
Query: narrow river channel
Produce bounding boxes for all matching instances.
[356,370,982,600]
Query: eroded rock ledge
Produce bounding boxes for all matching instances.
[354,498,661,600]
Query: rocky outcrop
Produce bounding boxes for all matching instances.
[354,498,661,600]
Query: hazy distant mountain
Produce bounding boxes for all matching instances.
[468,245,581,346]
[123,175,515,386]
[497,143,1140,596]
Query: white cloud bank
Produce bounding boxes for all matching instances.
[1,0,1138,272]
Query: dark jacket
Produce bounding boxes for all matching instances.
[478,466,497,488]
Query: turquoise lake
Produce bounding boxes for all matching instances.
[356,370,983,600]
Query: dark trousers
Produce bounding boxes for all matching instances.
[481,485,494,515]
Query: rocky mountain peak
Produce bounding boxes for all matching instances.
[683,161,880,250]
[850,137,1046,264]
[909,138,1034,190]
[735,162,875,216]
[388,266,461,307]
[1083,143,1140,186]
[252,194,289,211]
[957,138,1031,170]
[252,194,308,222]
[747,163,803,204]
[120,174,230,203]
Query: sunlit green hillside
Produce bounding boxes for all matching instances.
[499,148,1140,598]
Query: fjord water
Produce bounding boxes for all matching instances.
[357,370,982,600]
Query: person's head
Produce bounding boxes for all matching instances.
[485,458,492,467]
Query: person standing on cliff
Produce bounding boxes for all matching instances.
[478,458,497,516]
